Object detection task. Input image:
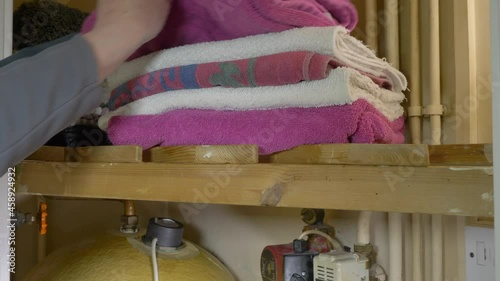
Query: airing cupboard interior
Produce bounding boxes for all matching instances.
[8,0,494,281]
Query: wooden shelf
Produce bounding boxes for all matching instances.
[16,144,493,217]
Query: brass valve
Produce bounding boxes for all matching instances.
[14,202,48,235]
[39,202,48,235]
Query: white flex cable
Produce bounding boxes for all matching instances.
[152,237,159,281]
[370,263,387,281]
[299,230,343,250]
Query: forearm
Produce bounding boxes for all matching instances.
[0,0,172,172]
[0,34,102,172]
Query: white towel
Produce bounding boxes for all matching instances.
[98,68,405,131]
[104,26,408,96]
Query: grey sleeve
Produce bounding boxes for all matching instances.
[0,34,102,173]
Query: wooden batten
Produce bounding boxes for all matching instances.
[429,144,493,166]
[17,144,494,217]
[26,147,66,162]
[26,146,143,163]
[16,160,493,217]
[266,144,430,166]
[144,145,259,164]
[467,216,494,228]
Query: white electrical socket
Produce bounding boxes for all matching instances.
[465,226,495,281]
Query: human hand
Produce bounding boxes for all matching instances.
[93,0,172,46]
[83,0,172,81]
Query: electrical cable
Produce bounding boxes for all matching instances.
[370,263,387,281]
[151,237,159,281]
[298,230,343,250]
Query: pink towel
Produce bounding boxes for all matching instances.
[82,0,358,61]
[109,51,393,111]
[107,99,404,154]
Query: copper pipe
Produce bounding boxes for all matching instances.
[123,200,135,216]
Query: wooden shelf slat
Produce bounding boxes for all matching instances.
[16,161,493,217]
[265,143,493,166]
[266,144,430,166]
[144,145,259,164]
[26,146,143,163]
[26,146,66,162]
[429,144,493,166]
[26,144,494,166]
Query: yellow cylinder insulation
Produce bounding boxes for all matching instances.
[23,234,234,281]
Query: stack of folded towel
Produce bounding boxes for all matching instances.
[83,1,407,154]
